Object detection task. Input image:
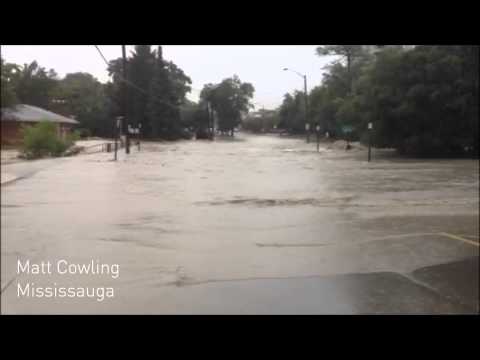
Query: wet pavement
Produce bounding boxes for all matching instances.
[1,133,479,314]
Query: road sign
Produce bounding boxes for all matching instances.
[342,125,354,134]
[116,116,123,128]
[368,122,373,130]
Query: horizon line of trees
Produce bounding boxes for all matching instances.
[2,45,478,156]
[1,46,195,140]
[1,46,256,140]
[277,45,479,157]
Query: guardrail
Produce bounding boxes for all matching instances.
[80,140,125,154]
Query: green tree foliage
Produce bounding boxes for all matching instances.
[2,59,114,138]
[21,122,73,158]
[106,45,192,139]
[243,109,279,133]
[146,46,180,138]
[278,92,306,133]
[13,61,58,109]
[364,45,479,156]
[50,72,111,137]
[1,58,20,107]
[279,45,478,156]
[128,45,156,132]
[201,75,254,135]
[316,45,367,93]
[305,45,479,156]
[179,99,201,129]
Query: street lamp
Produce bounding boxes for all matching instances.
[283,68,309,143]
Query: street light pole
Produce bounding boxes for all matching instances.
[283,68,309,143]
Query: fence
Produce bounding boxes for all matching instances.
[80,140,125,155]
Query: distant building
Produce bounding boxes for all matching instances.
[1,104,79,145]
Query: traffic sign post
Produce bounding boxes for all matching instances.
[114,116,122,161]
[138,123,142,151]
[305,123,310,143]
[316,124,321,152]
[342,125,354,151]
[368,122,373,162]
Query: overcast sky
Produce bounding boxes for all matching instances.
[1,45,337,109]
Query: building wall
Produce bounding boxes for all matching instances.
[1,121,74,146]
[1,122,23,145]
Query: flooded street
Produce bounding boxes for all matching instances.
[1,133,479,314]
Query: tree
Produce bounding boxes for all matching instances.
[202,75,254,136]
[146,46,179,139]
[309,45,478,156]
[106,45,192,139]
[1,58,20,107]
[128,46,156,132]
[308,86,338,136]
[180,99,211,139]
[243,109,279,133]
[316,45,366,93]
[50,72,111,137]
[14,61,59,109]
[165,61,192,106]
[345,45,478,156]
[278,92,306,133]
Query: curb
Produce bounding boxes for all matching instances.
[1,174,21,186]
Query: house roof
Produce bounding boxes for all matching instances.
[1,104,79,125]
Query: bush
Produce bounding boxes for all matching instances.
[21,121,73,159]
[77,128,91,139]
[65,130,81,147]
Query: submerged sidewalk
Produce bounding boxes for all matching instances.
[1,172,18,185]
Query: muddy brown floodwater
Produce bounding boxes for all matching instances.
[1,133,479,314]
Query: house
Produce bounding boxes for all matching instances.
[1,104,79,145]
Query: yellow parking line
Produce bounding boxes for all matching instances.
[438,232,479,247]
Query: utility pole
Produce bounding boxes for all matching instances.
[138,123,141,151]
[121,45,130,154]
[207,101,212,140]
[114,116,121,161]
[262,105,265,132]
[209,102,215,140]
[368,122,373,162]
[304,75,310,144]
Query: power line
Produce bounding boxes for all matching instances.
[94,45,202,104]
[93,45,149,96]
[94,45,110,67]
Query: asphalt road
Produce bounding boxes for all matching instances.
[1,133,478,314]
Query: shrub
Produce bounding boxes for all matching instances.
[65,130,81,147]
[77,128,91,138]
[21,121,73,159]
